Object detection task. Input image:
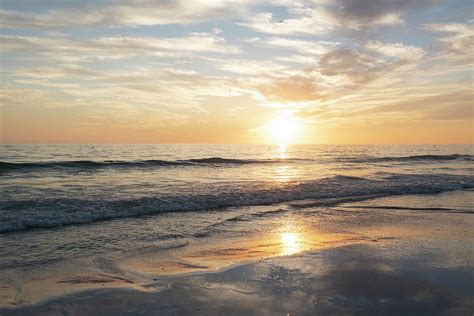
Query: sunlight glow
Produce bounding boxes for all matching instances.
[278,143,287,153]
[277,143,287,159]
[281,232,301,255]
[265,116,301,146]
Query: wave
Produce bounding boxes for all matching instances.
[1,173,473,233]
[2,153,471,173]
[186,157,273,164]
[345,205,474,214]
[0,157,279,172]
[343,154,473,163]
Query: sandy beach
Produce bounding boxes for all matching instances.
[1,190,472,315]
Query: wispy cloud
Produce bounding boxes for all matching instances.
[0,1,250,28]
[2,33,240,59]
[366,41,425,60]
[423,22,474,62]
[240,9,334,35]
[262,37,338,55]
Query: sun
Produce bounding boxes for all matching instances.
[265,116,300,145]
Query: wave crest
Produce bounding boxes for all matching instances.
[1,173,472,233]
[0,157,277,172]
[343,154,473,163]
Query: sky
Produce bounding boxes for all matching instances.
[0,0,473,144]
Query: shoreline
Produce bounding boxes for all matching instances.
[1,190,473,314]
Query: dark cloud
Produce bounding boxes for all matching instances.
[329,0,438,29]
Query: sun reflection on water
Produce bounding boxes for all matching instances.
[273,165,295,182]
[278,144,288,159]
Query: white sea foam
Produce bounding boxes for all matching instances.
[1,173,472,233]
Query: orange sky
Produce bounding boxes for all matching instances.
[1,0,473,144]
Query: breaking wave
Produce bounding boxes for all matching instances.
[342,154,473,163]
[0,157,281,172]
[1,173,472,233]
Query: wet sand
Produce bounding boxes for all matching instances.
[1,190,473,315]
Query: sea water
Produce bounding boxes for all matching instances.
[0,144,473,270]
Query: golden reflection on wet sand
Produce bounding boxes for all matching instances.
[280,232,301,255]
[120,219,358,276]
[2,223,352,305]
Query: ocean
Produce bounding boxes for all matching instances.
[0,144,473,270]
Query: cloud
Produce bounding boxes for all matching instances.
[241,39,426,104]
[262,37,338,55]
[338,91,474,122]
[95,33,240,54]
[0,86,54,107]
[241,0,436,36]
[366,41,426,60]
[0,1,250,28]
[423,23,474,61]
[240,10,333,35]
[327,0,437,30]
[274,55,317,65]
[12,66,101,79]
[0,0,437,38]
[328,1,404,30]
[257,75,322,102]
[0,8,102,28]
[253,43,411,104]
[318,48,389,86]
[214,59,291,77]
[1,0,471,144]
[1,33,240,61]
